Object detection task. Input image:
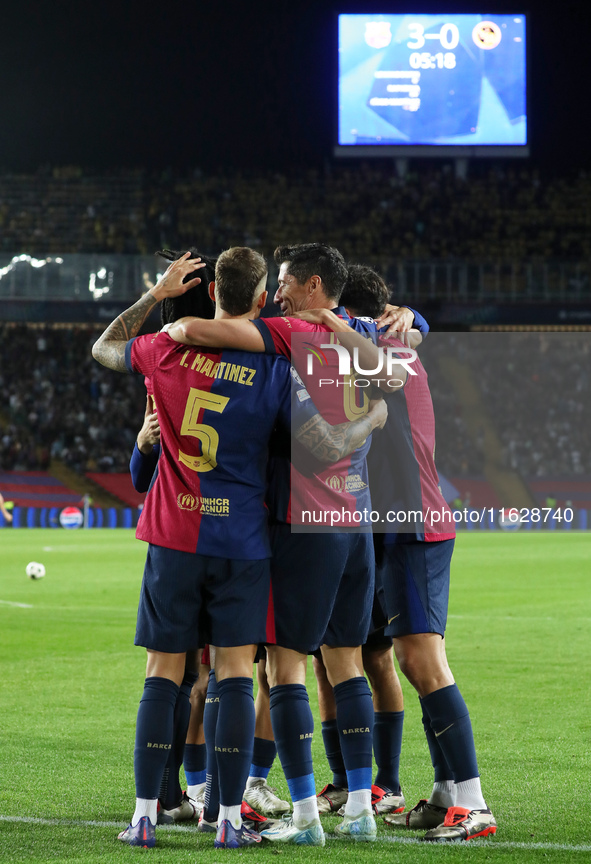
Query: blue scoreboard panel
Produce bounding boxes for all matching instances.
[337,14,527,154]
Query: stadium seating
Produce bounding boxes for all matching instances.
[2,164,591,261]
[87,472,146,508]
[527,478,591,509]
[0,471,83,507]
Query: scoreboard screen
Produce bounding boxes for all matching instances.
[337,13,527,154]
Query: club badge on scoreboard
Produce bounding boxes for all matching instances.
[472,21,502,50]
[365,21,392,50]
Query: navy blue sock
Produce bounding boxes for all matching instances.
[184,743,207,786]
[420,698,454,782]
[373,710,404,794]
[160,671,197,809]
[270,684,315,801]
[334,677,374,792]
[421,684,479,782]
[203,670,220,821]
[216,677,255,808]
[321,719,348,788]
[250,737,277,779]
[134,676,179,800]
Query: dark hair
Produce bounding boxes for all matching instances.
[156,248,216,325]
[215,247,267,316]
[273,243,347,303]
[340,264,390,319]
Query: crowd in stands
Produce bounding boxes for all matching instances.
[421,331,591,478]
[0,324,145,475]
[0,167,147,256]
[2,163,591,262]
[418,344,485,476]
[1,325,588,483]
[1,162,589,484]
[468,332,591,477]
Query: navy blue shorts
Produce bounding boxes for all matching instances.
[361,589,393,651]
[375,538,454,638]
[269,525,374,653]
[135,544,271,653]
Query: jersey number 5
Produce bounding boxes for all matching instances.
[179,388,230,473]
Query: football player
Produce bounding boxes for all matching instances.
[96,248,387,850]
[314,264,497,843]
[165,242,426,844]
[93,248,290,849]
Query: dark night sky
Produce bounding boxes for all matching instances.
[1,0,590,173]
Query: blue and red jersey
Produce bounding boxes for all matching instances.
[125,331,291,558]
[372,333,455,542]
[253,308,452,540]
[254,308,376,525]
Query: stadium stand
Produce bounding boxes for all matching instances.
[87,472,146,509]
[0,323,145,477]
[2,164,591,262]
[446,478,503,510]
[527,479,591,510]
[0,471,83,508]
[1,167,590,514]
[2,323,589,510]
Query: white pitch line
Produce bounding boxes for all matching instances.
[1,817,590,851]
[0,601,137,613]
[0,599,33,608]
[448,614,591,622]
[377,835,591,853]
[0,815,190,832]
[330,832,591,852]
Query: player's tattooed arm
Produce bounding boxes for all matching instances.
[295,399,388,463]
[92,253,205,371]
[92,291,160,371]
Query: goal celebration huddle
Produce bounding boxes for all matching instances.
[92,242,495,849]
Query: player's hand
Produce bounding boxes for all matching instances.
[368,397,388,430]
[379,329,423,350]
[150,252,206,302]
[290,309,330,324]
[291,309,349,331]
[375,304,414,336]
[137,395,160,453]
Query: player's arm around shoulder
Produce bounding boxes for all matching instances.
[166,317,266,352]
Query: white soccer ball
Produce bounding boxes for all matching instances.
[26,561,46,580]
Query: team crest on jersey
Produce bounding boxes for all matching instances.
[365,21,392,49]
[326,475,346,493]
[177,493,199,511]
[346,474,367,493]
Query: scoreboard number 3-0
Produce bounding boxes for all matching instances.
[407,22,460,51]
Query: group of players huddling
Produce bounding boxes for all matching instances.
[92,242,496,848]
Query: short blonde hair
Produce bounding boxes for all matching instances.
[215,247,267,315]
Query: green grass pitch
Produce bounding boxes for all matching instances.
[0,529,589,863]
